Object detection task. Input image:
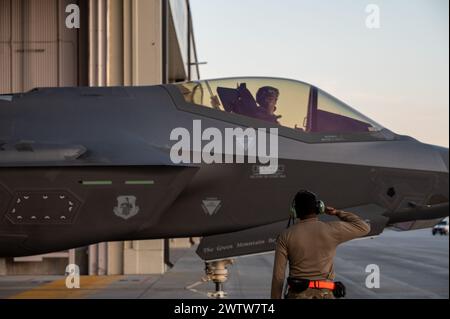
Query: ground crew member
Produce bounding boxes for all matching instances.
[271,190,371,299]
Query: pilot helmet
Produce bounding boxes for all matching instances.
[256,86,279,106]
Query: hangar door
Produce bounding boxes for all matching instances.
[0,0,80,94]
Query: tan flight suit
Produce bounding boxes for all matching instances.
[271,211,370,299]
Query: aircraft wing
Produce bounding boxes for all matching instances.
[196,203,448,261]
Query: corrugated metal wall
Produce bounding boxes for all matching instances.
[0,0,78,94]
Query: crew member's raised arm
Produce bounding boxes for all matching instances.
[328,210,371,243]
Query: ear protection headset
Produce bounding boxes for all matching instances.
[290,190,325,219]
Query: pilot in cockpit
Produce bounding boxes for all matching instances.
[255,86,282,124]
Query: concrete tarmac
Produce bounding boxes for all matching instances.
[0,228,448,299]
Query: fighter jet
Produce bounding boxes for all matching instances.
[0,77,448,258]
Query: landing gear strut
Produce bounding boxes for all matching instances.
[203,259,234,299]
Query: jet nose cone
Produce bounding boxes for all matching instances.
[442,149,449,171]
[433,145,449,171]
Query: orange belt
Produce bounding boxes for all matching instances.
[308,280,335,290]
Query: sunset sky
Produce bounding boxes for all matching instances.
[190,0,449,147]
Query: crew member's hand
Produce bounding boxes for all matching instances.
[325,206,338,216]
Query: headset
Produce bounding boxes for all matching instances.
[290,190,325,219]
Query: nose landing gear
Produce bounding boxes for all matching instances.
[203,259,234,299]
